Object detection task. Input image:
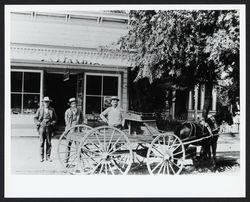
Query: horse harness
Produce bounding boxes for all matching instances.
[183,117,219,139]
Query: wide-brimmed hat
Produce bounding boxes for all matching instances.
[68,97,77,105]
[42,96,52,102]
[110,96,119,101]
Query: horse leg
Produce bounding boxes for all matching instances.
[199,145,205,159]
[211,136,219,168]
[207,140,212,160]
[211,137,218,160]
[200,144,208,160]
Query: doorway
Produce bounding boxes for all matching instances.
[44,73,77,125]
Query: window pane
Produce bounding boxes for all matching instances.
[103,76,118,96]
[24,72,40,93]
[23,94,40,114]
[86,96,101,114]
[86,75,101,95]
[11,94,22,114]
[11,72,22,92]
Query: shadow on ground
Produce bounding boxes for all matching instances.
[128,153,240,175]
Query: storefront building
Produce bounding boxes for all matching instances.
[10,11,132,135]
[10,11,217,136]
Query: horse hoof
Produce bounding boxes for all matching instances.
[210,160,217,169]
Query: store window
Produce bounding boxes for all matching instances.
[85,74,119,115]
[11,71,41,114]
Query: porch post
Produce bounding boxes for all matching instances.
[194,85,198,120]
[188,90,193,110]
[212,86,217,111]
[172,90,176,120]
[200,84,205,110]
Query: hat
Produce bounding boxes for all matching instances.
[68,97,77,105]
[42,96,52,102]
[110,96,119,101]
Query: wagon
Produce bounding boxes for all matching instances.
[57,112,190,175]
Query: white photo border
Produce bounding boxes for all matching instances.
[5,4,246,197]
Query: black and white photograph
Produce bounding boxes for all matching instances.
[5,4,246,197]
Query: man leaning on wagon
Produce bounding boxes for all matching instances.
[34,96,57,162]
[100,96,124,129]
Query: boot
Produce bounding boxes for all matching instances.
[46,156,52,162]
[40,157,44,162]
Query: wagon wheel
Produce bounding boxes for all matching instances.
[77,126,133,175]
[57,124,93,174]
[147,133,185,175]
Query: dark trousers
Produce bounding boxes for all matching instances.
[39,126,52,159]
[65,140,80,164]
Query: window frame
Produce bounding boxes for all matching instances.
[84,72,121,116]
[11,69,43,114]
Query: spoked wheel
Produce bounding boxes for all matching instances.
[147,133,185,175]
[77,126,133,175]
[57,124,93,174]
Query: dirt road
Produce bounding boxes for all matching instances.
[10,133,240,175]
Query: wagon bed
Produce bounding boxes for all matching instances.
[67,131,164,143]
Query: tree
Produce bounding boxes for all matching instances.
[118,10,239,118]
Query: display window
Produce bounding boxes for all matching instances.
[11,71,42,114]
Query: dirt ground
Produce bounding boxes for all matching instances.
[10,133,240,175]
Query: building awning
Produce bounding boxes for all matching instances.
[11,43,136,68]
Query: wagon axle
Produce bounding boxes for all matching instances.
[163,152,173,161]
[101,152,111,161]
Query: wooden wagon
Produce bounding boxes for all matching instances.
[57,111,199,175]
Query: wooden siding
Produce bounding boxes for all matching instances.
[11,14,128,49]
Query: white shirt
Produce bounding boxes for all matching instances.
[101,107,123,127]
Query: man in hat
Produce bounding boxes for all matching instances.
[65,97,84,131]
[34,96,57,162]
[64,98,84,165]
[100,96,124,129]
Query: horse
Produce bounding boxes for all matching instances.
[174,113,232,166]
[174,119,216,160]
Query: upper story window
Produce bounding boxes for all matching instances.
[11,71,41,114]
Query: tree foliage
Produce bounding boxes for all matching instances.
[118,10,239,117]
[119,10,239,87]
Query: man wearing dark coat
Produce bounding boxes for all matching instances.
[34,96,57,162]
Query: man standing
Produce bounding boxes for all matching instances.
[64,98,84,165]
[64,97,84,131]
[100,96,124,129]
[34,96,57,162]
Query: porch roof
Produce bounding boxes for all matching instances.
[11,43,136,68]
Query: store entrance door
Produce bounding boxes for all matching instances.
[44,73,77,125]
